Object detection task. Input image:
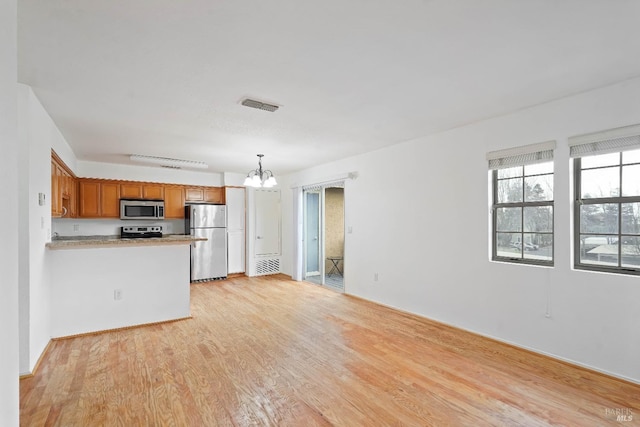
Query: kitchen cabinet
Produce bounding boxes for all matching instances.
[51,151,77,218]
[101,182,121,217]
[63,176,77,218]
[120,182,164,200]
[78,179,120,218]
[205,187,224,204]
[51,160,61,217]
[185,187,204,202]
[227,230,245,274]
[78,180,101,217]
[62,162,223,220]
[164,185,185,219]
[120,183,143,199]
[185,186,224,204]
[143,184,164,200]
[226,187,246,274]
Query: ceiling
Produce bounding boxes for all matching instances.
[17,0,640,176]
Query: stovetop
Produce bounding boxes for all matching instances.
[120,226,163,239]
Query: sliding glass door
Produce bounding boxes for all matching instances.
[303,185,344,291]
[304,191,321,279]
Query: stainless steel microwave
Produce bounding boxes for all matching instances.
[120,199,164,220]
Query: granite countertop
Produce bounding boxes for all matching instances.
[46,234,206,250]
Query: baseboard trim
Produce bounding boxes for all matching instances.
[227,273,246,278]
[19,339,53,380]
[343,293,640,387]
[20,317,193,380]
[52,316,193,341]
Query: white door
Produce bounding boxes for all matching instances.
[255,189,281,256]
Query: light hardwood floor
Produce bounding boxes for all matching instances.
[21,275,639,426]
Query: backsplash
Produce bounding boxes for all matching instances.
[52,218,186,237]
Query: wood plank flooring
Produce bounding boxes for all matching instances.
[21,274,639,426]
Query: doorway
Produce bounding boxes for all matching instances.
[304,191,320,279]
[303,185,344,292]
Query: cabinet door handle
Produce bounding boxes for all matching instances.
[256,236,262,239]
[62,206,68,217]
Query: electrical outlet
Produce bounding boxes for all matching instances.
[114,289,123,300]
[348,226,353,234]
[73,224,80,232]
[374,273,379,281]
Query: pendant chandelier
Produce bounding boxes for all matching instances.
[243,154,277,188]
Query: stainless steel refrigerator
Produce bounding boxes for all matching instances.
[185,204,227,281]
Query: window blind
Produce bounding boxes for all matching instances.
[486,140,556,170]
[302,180,345,192]
[569,124,640,158]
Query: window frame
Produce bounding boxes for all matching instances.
[573,153,640,276]
[491,165,555,267]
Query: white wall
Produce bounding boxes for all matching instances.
[0,0,19,423]
[223,172,247,187]
[283,76,640,383]
[17,84,76,375]
[50,244,190,337]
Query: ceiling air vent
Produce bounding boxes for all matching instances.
[241,98,279,112]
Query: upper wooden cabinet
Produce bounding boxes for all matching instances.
[51,150,77,218]
[164,185,185,219]
[101,182,121,218]
[78,181,225,219]
[205,187,224,204]
[185,187,204,202]
[51,160,61,217]
[120,183,143,199]
[185,186,224,204]
[52,149,225,220]
[78,179,120,218]
[78,180,101,218]
[143,184,164,200]
[120,182,164,200]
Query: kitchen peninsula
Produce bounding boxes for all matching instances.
[46,234,204,338]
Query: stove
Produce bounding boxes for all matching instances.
[120,226,163,239]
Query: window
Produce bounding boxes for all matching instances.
[571,124,640,275]
[488,141,555,266]
[574,149,640,274]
